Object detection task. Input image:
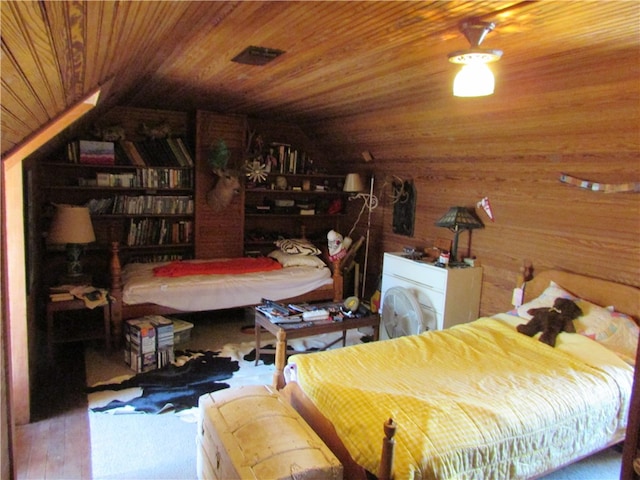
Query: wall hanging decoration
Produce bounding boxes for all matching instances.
[477,197,495,221]
[559,173,640,193]
[392,179,416,236]
[245,160,268,183]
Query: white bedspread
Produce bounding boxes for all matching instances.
[121,260,332,311]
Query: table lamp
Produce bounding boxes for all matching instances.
[48,204,96,283]
[435,206,483,264]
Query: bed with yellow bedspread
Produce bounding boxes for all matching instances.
[288,314,634,479]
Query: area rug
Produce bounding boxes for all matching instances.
[87,330,365,418]
[87,350,239,414]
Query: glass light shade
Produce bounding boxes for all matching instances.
[343,173,365,193]
[48,205,96,244]
[435,206,484,262]
[453,63,495,97]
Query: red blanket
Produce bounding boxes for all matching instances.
[153,257,282,277]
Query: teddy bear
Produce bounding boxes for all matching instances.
[516,297,583,347]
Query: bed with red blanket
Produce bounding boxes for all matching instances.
[108,241,342,345]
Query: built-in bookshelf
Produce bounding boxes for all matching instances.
[243,172,348,256]
[39,107,196,270]
[40,160,195,259]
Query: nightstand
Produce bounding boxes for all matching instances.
[46,296,111,361]
[380,252,483,331]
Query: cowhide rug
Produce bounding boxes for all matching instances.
[87,350,239,414]
[87,330,368,417]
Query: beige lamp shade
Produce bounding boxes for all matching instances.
[48,205,96,244]
[343,173,365,193]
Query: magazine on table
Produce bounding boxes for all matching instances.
[257,299,335,323]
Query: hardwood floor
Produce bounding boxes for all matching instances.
[14,342,92,480]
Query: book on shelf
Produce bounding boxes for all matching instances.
[67,140,115,165]
[126,218,193,246]
[108,138,194,168]
[79,140,115,165]
[173,138,194,166]
[120,140,147,166]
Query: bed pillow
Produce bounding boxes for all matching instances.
[516,281,577,320]
[268,249,327,268]
[516,281,638,364]
[573,299,639,365]
[274,238,321,256]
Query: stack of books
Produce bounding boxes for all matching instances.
[124,315,175,372]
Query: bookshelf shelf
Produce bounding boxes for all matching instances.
[244,172,348,256]
[44,186,193,192]
[245,213,345,218]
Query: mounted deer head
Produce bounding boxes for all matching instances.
[206,139,241,212]
[207,168,241,212]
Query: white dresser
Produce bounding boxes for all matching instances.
[380,252,483,331]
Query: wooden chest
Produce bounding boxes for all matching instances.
[197,385,343,480]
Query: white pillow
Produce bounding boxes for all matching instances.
[516,281,577,320]
[274,238,321,256]
[267,249,327,268]
[573,299,639,365]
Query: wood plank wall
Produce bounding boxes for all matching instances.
[194,111,246,258]
[342,153,640,317]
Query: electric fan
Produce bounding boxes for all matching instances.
[380,287,427,340]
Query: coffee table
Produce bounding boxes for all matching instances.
[254,305,380,389]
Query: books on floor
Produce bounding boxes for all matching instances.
[124,315,175,372]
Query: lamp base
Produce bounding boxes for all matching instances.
[57,273,92,286]
[448,261,471,269]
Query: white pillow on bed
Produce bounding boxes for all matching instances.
[516,281,577,319]
[268,249,327,268]
[516,281,639,364]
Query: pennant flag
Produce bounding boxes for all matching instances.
[477,197,494,222]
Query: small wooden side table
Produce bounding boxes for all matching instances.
[254,307,380,389]
[46,297,111,361]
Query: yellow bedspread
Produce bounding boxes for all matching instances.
[290,316,633,480]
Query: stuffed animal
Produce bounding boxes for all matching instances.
[516,297,583,347]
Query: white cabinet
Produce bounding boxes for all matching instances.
[380,252,482,331]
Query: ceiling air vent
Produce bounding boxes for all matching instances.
[231,46,285,66]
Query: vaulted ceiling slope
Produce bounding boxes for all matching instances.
[2,1,639,160]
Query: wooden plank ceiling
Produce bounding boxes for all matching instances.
[2,1,639,159]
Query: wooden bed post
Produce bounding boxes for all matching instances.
[332,260,343,302]
[378,418,396,480]
[273,328,287,390]
[109,241,124,348]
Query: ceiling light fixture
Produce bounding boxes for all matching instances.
[448,19,502,97]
